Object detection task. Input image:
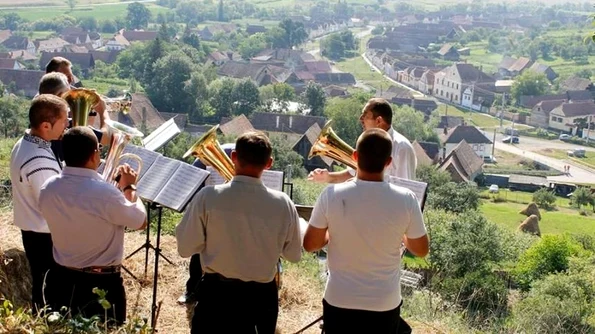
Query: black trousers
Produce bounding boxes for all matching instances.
[186,254,203,294]
[191,273,278,334]
[322,299,405,334]
[45,264,126,326]
[21,230,55,313]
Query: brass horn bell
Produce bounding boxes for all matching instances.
[308,120,357,169]
[184,124,235,182]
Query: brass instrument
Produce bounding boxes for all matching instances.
[308,120,357,169]
[183,124,284,289]
[61,88,133,127]
[183,124,235,181]
[101,120,144,186]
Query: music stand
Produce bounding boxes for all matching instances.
[142,117,181,152]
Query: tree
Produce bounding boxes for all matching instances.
[323,95,367,147]
[511,70,549,103]
[279,19,308,49]
[269,136,307,178]
[147,51,197,113]
[208,78,236,118]
[427,182,480,213]
[217,0,225,22]
[158,22,171,42]
[302,82,326,116]
[392,105,440,144]
[67,0,76,12]
[231,79,260,116]
[126,2,151,30]
[79,17,97,32]
[259,83,296,112]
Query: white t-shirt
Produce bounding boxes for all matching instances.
[348,127,417,180]
[309,179,427,311]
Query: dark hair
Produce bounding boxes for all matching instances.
[365,98,393,125]
[29,94,68,129]
[235,131,272,167]
[356,129,392,173]
[62,126,98,167]
[45,57,71,74]
[38,72,69,95]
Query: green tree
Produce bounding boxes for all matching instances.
[67,0,76,12]
[208,78,236,118]
[147,51,197,113]
[259,83,296,112]
[511,70,549,103]
[427,182,480,213]
[323,95,365,147]
[392,105,440,144]
[126,2,151,30]
[231,78,260,116]
[279,19,308,48]
[217,0,225,21]
[270,136,307,178]
[571,187,594,209]
[533,188,557,210]
[302,81,326,116]
[415,164,452,190]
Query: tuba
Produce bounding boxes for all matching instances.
[61,88,133,127]
[101,120,144,186]
[183,124,284,289]
[308,120,357,169]
[183,124,235,182]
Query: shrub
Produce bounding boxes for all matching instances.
[415,165,452,191]
[436,269,509,320]
[532,188,557,210]
[513,235,584,291]
[426,182,480,213]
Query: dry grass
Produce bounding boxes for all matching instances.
[0,211,323,334]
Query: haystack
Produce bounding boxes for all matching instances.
[0,247,31,308]
[518,214,541,237]
[519,202,541,220]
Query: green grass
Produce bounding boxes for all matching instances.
[538,148,595,170]
[6,3,171,21]
[335,56,399,92]
[481,200,595,236]
[481,188,572,208]
[436,104,513,128]
[81,77,132,96]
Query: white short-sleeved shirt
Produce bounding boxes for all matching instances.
[39,167,146,268]
[348,127,417,180]
[309,179,427,311]
[10,133,62,233]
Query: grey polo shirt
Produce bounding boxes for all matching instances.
[176,175,302,283]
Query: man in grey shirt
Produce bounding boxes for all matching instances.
[176,131,302,334]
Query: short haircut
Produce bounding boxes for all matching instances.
[356,128,393,173]
[235,131,272,167]
[364,98,393,125]
[62,126,98,168]
[45,57,71,74]
[38,72,69,95]
[29,94,68,129]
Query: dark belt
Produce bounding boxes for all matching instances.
[204,272,244,283]
[64,264,121,274]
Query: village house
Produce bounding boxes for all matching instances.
[529,62,558,81]
[0,58,25,70]
[528,99,566,129]
[39,52,95,76]
[105,93,165,132]
[439,140,484,183]
[461,84,496,112]
[433,63,495,105]
[0,30,11,44]
[1,36,36,55]
[199,23,238,41]
[0,69,45,97]
[443,125,493,159]
[34,38,70,53]
[548,101,595,134]
[497,56,533,78]
[437,44,460,61]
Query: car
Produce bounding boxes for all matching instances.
[502,136,519,144]
[488,184,499,193]
[483,155,497,163]
[559,134,571,141]
[568,149,586,158]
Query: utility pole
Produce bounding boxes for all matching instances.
[499,92,506,129]
[587,115,592,144]
[492,128,496,158]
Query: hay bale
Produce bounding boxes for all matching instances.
[519,202,541,220]
[0,248,31,308]
[518,214,541,237]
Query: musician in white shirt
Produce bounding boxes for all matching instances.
[308,97,417,182]
[303,129,429,333]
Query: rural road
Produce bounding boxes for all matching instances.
[495,141,595,184]
[494,133,595,153]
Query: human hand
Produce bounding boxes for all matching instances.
[116,163,137,189]
[307,168,330,183]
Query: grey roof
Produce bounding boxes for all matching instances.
[508,57,533,72]
[509,174,547,186]
[313,72,356,85]
[39,52,95,70]
[498,56,516,70]
[445,125,492,144]
[439,140,483,181]
[454,63,494,83]
[552,102,595,118]
[533,100,565,114]
[250,112,326,134]
[437,115,464,129]
[562,76,592,91]
[0,69,44,97]
[418,141,440,159]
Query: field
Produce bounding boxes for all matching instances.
[334,56,399,92]
[5,3,170,21]
[481,200,595,235]
[436,103,516,129]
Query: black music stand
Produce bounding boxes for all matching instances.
[117,146,209,328]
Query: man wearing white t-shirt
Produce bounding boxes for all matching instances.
[303,128,429,333]
[308,97,417,183]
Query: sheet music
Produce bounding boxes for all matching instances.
[204,167,284,192]
[388,176,428,209]
[261,170,284,192]
[154,163,209,211]
[142,118,181,151]
[122,145,162,180]
[137,156,179,201]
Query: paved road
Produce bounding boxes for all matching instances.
[495,141,595,184]
[361,52,425,97]
[494,133,595,153]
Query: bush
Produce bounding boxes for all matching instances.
[415,165,451,191]
[427,210,507,277]
[533,188,557,210]
[513,235,584,291]
[426,182,480,213]
[436,269,509,320]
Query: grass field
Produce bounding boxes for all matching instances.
[481,200,595,235]
[81,77,133,95]
[334,56,398,92]
[436,103,516,129]
[5,3,170,21]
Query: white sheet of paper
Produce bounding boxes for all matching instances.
[205,167,284,192]
[388,176,428,208]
